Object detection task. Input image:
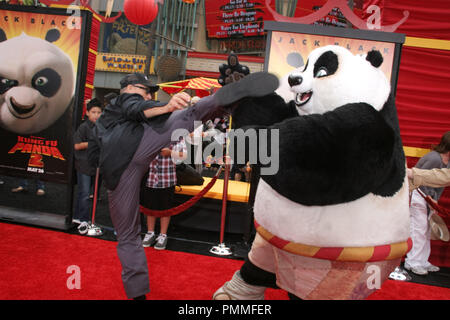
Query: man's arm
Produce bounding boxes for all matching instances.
[74,142,88,151]
[74,123,88,151]
[143,92,191,119]
[408,167,450,191]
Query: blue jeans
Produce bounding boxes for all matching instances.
[74,172,92,222]
[19,179,45,190]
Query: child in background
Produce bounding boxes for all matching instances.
[404,131,450,275]
[73,98,104,235]
[141,139,187,250]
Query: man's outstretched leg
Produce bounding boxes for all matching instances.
[133,72,280,165]
[109,72,279,299]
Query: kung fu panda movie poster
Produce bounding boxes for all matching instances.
[0,5,91,184]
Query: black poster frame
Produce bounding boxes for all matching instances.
[263,21,405,96]
[0,4,93,230]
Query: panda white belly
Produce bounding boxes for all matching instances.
[254,176,410,248]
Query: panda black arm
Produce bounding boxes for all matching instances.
[231,93,299,129]
[261,102,403,206]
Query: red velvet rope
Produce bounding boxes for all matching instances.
[417,188,450,217]
[140,167,223,217]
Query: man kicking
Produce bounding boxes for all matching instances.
[91,72,278,299]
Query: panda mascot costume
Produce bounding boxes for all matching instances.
[213,45,411,300]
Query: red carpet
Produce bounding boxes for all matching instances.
[0,222,449,300]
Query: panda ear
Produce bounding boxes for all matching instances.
[0,28,7,43]
[45,29,61,43]
[366,50,383,68]
[287,52,304,68]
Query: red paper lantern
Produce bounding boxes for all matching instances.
[124,0,159,26]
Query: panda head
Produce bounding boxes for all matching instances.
[0,29,75,134]
[275,52,311,114]
[286,45,390,115]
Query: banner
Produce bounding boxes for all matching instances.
[267,31,395,81]
[0,5,90,184]
[204,0,364,39]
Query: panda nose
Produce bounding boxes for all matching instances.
[288,75,302,87]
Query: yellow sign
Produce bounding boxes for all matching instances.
[95,53,155,74]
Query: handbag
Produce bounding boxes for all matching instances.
[176,163,205,186]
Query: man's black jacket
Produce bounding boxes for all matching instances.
[87,93,164,191]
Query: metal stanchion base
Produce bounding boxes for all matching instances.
[87,223,103,237]
[210,243,232,256]
[388,267,412,281]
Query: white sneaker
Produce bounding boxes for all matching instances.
[142,232,156,247]
[404,263,428,276]
[154,234,168,250]
[78,221,89,235]
[72,218,81,224]
[425,264,440,272]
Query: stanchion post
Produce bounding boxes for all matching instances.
[87,167,103,237]
[210,114,234,256]
[219,157,230,243]
[210,156,232,256]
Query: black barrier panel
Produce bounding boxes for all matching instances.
[0,4,93,230]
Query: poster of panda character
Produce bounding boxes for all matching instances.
[0,5,92,185]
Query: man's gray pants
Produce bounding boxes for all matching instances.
[107,95,222,299]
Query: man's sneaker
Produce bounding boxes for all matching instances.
[36,189,45,196]
[154,234,168,250]
[142,232,156,247]
[214,72,279,107]
[425,264,440,272]
[404,263,428,276]
[78,221,89,235]
[72,218,81,224]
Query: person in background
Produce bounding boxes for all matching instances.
[103,92,118,107]
[404,131,450,276]
[73,98,104,235]
[12,178,45,196]
[141,138,187,250]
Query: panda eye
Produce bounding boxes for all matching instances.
[0,77,18,94]
[302,59,309,72]
[1,78,17,86]
[315,67,328,78]
[34,76,48,87]
[31,68,61,98]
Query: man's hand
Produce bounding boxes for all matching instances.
[165,92,191,112]
[143,92,192,119]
